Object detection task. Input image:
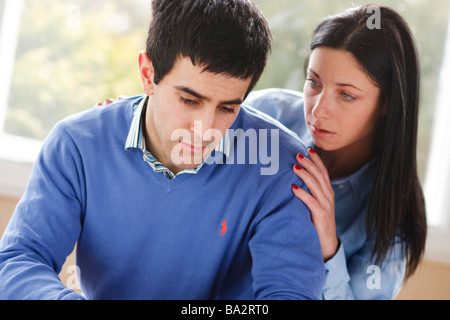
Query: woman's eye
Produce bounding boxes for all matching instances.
[342,92,356,101]
[306,78,319,87]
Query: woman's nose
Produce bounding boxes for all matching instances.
[311,92,332,120]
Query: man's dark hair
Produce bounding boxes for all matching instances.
[146,0,272,94]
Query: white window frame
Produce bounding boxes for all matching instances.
[0,0,23,134]
[0,0,40,198]
[423,6,450,264]
[0,0,450,263]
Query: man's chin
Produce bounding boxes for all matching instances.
[172,154,208,171]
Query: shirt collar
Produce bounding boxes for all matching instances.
[124,95,148,151]
[330,158,376,204]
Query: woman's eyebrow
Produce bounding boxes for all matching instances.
[337,83,363,92]
[309,68,363,92]
[308,68,321,80]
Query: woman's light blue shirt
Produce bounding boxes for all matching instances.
[244,88,406,300]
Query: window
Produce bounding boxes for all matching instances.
[1,1,450,241]
[2,0,149,143]
[0,0,150,196]
[424,16,450,230]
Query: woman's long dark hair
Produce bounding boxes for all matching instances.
[309,5,427,278]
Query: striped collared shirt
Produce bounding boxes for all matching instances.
[125,96,232,179]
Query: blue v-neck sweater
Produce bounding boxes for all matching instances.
[0,96,324,300]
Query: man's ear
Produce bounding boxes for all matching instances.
[138,51,155,96]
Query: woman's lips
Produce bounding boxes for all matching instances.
[310,124,336,139]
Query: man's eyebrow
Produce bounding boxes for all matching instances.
[221,98,244,105]
[175,86,243,105]
[175,86,208,101]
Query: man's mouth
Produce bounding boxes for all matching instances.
[179,141,207,154]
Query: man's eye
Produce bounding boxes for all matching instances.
[180,97,198,105]
[220,106,235,114]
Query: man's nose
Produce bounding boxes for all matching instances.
[191,110,216,141]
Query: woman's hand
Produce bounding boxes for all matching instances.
[95,95,127,107]
[292,148,339,261]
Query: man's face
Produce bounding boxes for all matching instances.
[139,53,252,174]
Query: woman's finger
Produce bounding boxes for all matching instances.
[297,150,333,194]
[293,164,330,205]
[95,95,128,108]
[296,154,330,195]
[291,183,320,212]
[308,148,331,183]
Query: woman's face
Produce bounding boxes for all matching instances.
[304,47,382,154]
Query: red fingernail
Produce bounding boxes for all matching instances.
[294,164,302,171]
[309,148,315,154]
[297,153,304,160]
[292,184,299,190]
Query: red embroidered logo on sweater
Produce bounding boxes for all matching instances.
[220,220,228,236]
